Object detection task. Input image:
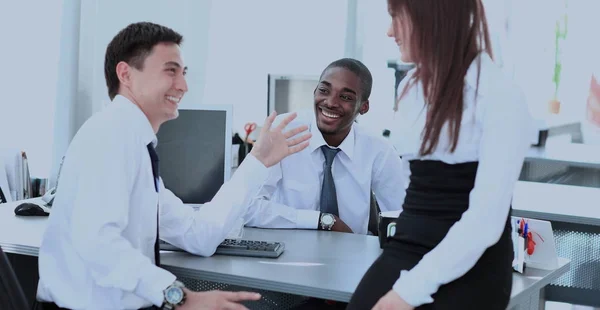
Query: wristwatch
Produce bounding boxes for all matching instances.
[162,280,186,310]
[320,213,336,230]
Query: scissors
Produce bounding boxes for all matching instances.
[243,122,257,154]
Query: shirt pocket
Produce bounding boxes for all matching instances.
[279,179,317,210]
[282,179,312,192]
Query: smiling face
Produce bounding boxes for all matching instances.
[117,42,188,132]
[386,4,414,63]
[313,67,369,146]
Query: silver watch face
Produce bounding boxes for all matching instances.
[322,214,334,226]
[165,286,184,304]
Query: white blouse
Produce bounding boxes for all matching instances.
[387,53,534,306]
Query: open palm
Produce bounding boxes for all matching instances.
[250,112,311,168]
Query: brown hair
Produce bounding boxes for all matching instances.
[391,0,493,155]
[105,22,183,100]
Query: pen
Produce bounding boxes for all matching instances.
[519,219,524,236]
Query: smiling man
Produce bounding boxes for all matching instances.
[244,58,405,236]
[36,22,311,310]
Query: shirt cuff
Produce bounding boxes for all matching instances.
[392,270,435,307]
[296,210,320,229]
[135,265,177,307]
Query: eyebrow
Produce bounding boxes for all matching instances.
[319,81,357,95]
[165,61,188,73]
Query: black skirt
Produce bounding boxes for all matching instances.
[347,160,513,310]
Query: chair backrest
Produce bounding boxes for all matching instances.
[0,246,30,310]
[368,191,380,236]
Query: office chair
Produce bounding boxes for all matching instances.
[368,191,380,236]
[0,245,30,310]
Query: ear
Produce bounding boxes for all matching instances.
[358,100,369,115]
[115,61,132,87]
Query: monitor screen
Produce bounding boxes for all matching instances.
[156,106,232,205]
[267,74,319,116]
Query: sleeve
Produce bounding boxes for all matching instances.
[158,154,272,257]
[371,144,405,212]
[70,133,175,307]
[242,163,320,229]
[391,86,533,306]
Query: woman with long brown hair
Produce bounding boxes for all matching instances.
[347,1,532,309]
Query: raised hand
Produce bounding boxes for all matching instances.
[372,290,414,310]
[250,111,312,168]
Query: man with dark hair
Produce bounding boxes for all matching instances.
[244,58,404,235]
[104,21,184,101]
[36,22,310,310]
[244,58,404,309]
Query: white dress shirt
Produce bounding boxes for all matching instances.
[387,54,534,306]
[243,111,405,234]
[37,95,269,310]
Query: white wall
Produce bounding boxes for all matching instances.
[47,0,213,185]
[0,1,63,178]
[201,0,348,135]
[50,0,350,184]
[354,0,399,137]
[7,0,363,185]
[50,0,80,187]
[78,0,212,116]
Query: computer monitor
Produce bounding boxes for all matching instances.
[267,74,319,116]
[156,105,232,207]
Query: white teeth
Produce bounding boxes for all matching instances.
[166,96,180,103]
[321,109,340,119]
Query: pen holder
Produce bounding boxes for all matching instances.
[378,212,399,248]
[511,216,558,271]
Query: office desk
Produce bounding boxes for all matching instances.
[513,181,600,307]
[0,199,570,310]
[162,228,569,310]
[526,143,600,169]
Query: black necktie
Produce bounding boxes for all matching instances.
[147,143,160,266]
[320,146,341,216]
[0,187,7,204]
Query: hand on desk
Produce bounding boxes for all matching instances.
[179,288,261,310]
[332,215,353,233]
[372,290,414,310]
[250,111,311,168]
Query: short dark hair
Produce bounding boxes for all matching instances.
[320,58,373,102]
[104,22,183,100]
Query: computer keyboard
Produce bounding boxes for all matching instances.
[159,239,285,258]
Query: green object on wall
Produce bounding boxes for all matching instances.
[552,0,568,100]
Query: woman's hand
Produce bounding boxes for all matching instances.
[372,290,414,310]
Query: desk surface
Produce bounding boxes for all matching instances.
[527,143,600,168]
[161,228,570,304]
[0,199,570,304]
[0,198,46,256]
[512,181,600,226]
[162,228,381,302]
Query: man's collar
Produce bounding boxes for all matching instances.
[113,95,157,147]
[308,116,355,160]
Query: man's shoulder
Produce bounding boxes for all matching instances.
[71,104,137,148]
[354,124,395,153]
